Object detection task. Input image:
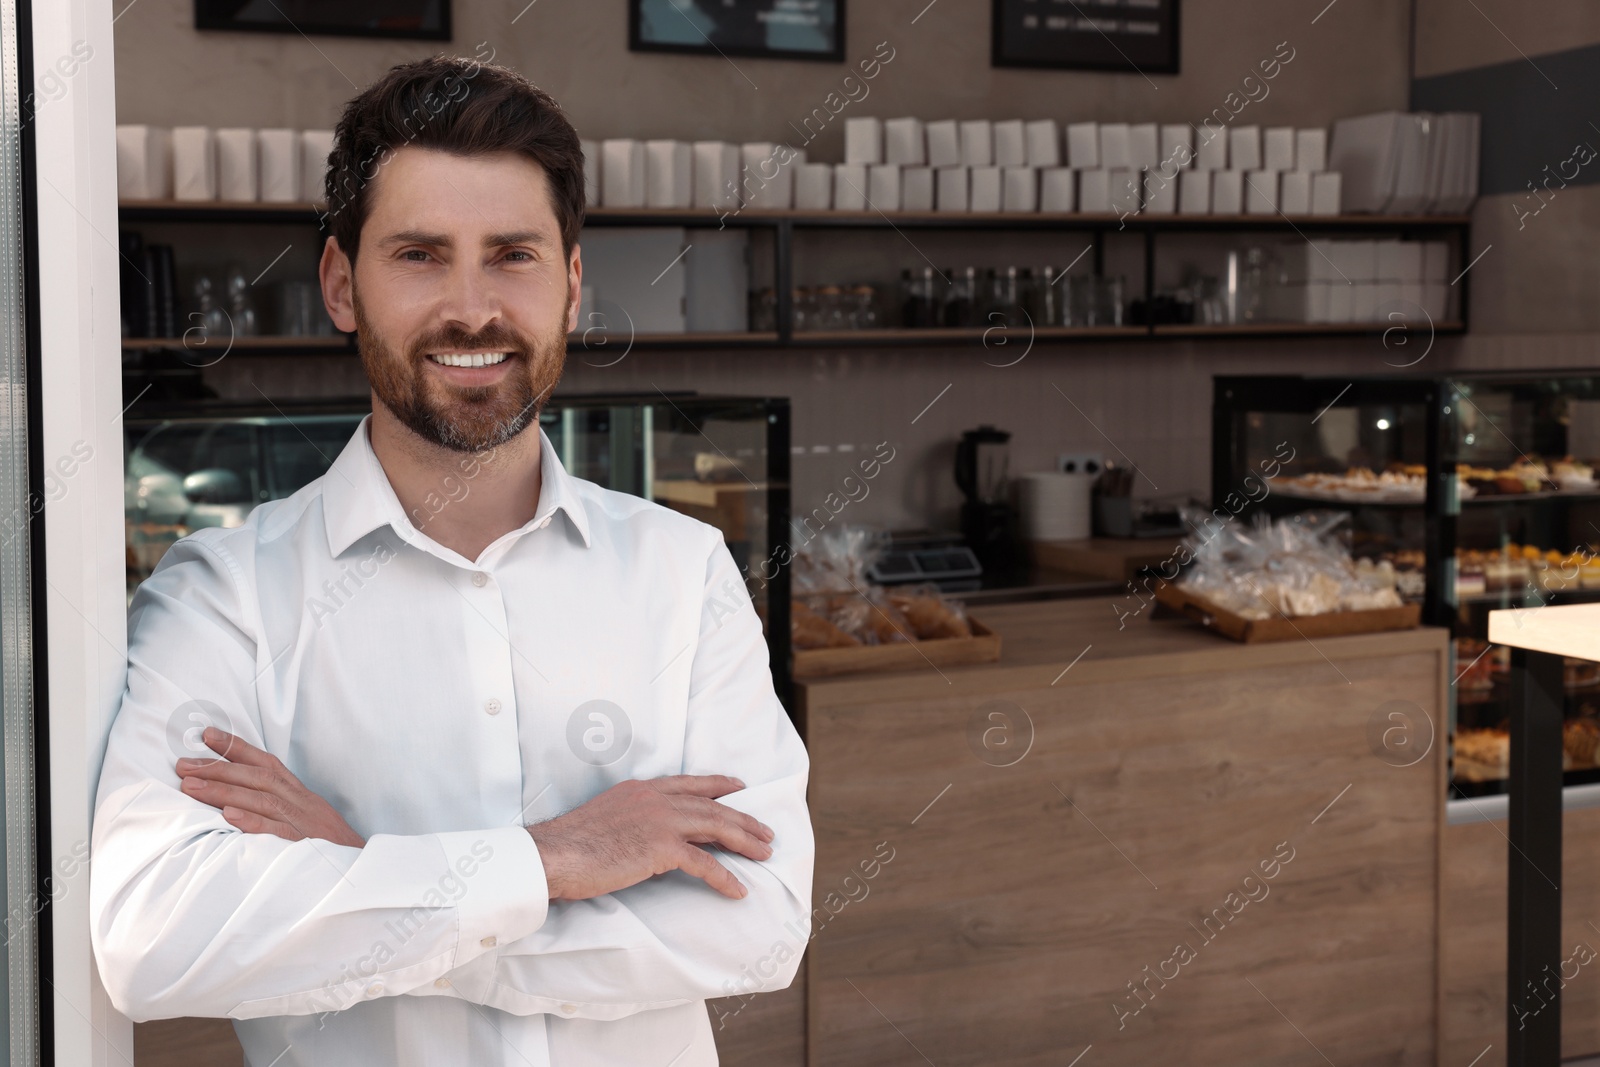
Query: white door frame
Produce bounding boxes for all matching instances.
[31,0,130,1062]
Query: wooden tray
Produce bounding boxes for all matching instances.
[793,616,1001,678]
[1154,581,1421,643]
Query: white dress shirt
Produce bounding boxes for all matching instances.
[90,414,813,1066]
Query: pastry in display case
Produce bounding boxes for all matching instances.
[123,392,795,710]
[1214,372,1600,797]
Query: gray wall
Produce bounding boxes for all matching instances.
[117,0,1418,531]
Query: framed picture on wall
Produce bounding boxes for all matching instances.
[992,0,1179,74]
[630,0,845,63]
[195,0,452,41]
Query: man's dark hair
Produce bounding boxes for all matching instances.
[322,55,586,262]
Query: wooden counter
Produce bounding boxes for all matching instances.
[794,598,1449,1067]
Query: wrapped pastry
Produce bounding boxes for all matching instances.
[1176,508,1403,618]
[889,589,972,639]
[791,598,861,649]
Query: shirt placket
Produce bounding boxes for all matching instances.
[457,564,525,825]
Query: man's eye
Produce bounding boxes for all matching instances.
[403,250,431,262]
[504,250,532,262]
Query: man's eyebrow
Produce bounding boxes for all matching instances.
[378,229,557,249]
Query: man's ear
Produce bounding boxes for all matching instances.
[320,236,357,333]
[566,244,583,335]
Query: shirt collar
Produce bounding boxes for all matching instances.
[322,414,593,558]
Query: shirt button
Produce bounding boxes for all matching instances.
[560,1003,578,1015]
[481,935,498,948]
[434,977,450,989]
[485,698,502,715]
[472,572,488,587]
[367,982,384,997]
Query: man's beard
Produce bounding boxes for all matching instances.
[353,283,568,453]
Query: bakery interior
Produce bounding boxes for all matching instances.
[22,0,1600,1064]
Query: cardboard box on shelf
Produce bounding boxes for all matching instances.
[926,119,961,168]
[794,162,833,210]
[885,117,926,166]
[1002,166,1037,212]
[215,128,256,202]
[1178,169,1210,214]
[116,124,171,200]
[844,117,883,165]
[692,141,739,210]
[960,119,993,167]
[257,128,300,202]
[1066,121,1099,169]
[601,138,645,207]
[993,119,1027,167]
[868,163,901,210]
[1040,167,1075,213]
[935,166,969,212]
[1025,119,1061,168]
[970,166,1003,212]
[833,163,868,210]
[171,127,215,201]
[645,140,693,209]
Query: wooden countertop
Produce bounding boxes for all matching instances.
[797,595,1449,706]
[1488,603,1600,660]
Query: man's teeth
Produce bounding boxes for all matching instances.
[429,352,510,368]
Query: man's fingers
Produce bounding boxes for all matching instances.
[176,758,276,793]
[676,845,746,899]
[219,805,303,842]
[671,798,773,861]
[201,727,274,767]
[180,776,308,835]
[650,774,747,799]
[670,795,775,846]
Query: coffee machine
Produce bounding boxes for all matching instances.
[955,425,1027,580]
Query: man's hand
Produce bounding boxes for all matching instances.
[529,776,774,902]
[176,726,366,848]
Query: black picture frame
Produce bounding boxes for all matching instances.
[992,0,1179,75]
[194,0,452,42]
[629,0,845,64]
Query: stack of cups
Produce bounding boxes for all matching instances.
[1016,471,1093,541]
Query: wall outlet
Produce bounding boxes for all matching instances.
[1057,452,1105,476]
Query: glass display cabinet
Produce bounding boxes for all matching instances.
[1214,372,1600,798]
[123,391,794,710]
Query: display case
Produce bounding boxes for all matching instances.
[1214,372,1600,798]
[123,391,794,710]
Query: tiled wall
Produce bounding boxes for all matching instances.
[208,334,1408,535]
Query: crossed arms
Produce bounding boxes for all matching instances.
[88,532,813,1022]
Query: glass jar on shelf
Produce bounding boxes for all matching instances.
[943,266,977,328]
[1097,276,1126,327]
[899,267,938,328]
[848,285,879,329]
[749,288,776,332]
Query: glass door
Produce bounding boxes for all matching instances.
[0,0,40,1060]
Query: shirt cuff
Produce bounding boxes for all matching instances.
[436,826,549,969]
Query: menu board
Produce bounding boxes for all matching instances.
[194,0,451,41]
[630,0,844,63]
[992,0,1179,73]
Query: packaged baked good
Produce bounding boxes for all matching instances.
[1175,508,1404,619]
[1454,727,1510,781]
[791,598,861,649]
[1566,718,1600,767]
[791,528,974,647]
[888,584,972,639]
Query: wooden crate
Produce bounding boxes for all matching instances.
[1154,581,1421,642]
[792,615,1000,678]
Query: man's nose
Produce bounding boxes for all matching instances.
[439,262,502,335]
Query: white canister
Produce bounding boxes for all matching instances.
[1017,471,1093,541]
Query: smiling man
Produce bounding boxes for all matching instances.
[89,56,813,1067]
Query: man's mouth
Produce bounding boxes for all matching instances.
[426,352,512,368]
